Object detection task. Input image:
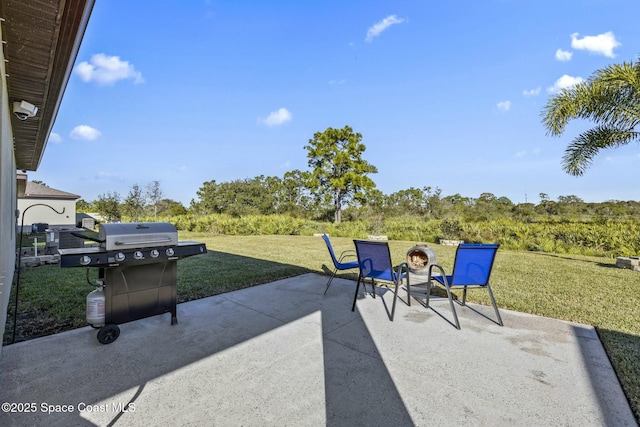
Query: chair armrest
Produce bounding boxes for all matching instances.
[338,250,357,263]
[394,262,410,279]
[428,264,449,286]
[394,261,409,273]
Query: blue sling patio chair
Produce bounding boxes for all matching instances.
[351,240,410,321]
[322,234,359,295]
[426,243,503,329]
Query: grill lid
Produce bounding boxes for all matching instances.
[99,222,178,251]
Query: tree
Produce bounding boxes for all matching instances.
[122,184,146,221]
[423,186,443,218]
[146,180,164,221]
[469,193,513,221]
[557,195,585,218]
[190,176,278,217]
[94,192,121,222]
[76,199,93,212]
[511,202,536,222]
[440,193,471,219]
[542,57,640,176]
[191,179,218,215]
[278,170,313,216]
[386,187,428,216]
[156,199,187,217]
[536,192,558,215]
[305,126,378,223]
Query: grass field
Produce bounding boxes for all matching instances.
[4,233,640,420]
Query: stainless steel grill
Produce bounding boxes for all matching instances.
[58,222,207,344]
[60,222,205,268]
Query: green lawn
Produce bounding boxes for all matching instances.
[4,233,640,420]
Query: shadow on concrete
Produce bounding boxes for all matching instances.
[0,252,414,426]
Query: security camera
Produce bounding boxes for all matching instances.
[13,100,38,120]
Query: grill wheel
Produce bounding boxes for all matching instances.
[97,324,120,344]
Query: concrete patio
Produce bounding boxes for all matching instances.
[0,273,636,426]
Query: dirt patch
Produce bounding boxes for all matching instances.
[3,308,82,345]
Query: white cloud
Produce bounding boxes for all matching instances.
[497,100,511,111]
[555,49,573,61]
[258,108,292,126]
[75,53,145,85]
[70,125,102,141]
[515,150,527,158]
[547,74,584,94]
[365,15,405,42]
[570,31,621,58]
[48,132,62,144]
[523,87,541,97]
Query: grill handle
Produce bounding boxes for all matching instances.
[114,237,174,246]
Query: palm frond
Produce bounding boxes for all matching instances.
[543,57,640,175]
[562,126,640,176]
[543,59,640,136]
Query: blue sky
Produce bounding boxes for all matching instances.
[31,0,640,206]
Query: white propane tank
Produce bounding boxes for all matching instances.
[87,279,106,327]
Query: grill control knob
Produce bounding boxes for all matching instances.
[80,255,91,266]
[166,248,175,257]
[115,252,126,262]
[134,251,144,260]
[150,249,159,258]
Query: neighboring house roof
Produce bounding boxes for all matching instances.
[21,182,80,200]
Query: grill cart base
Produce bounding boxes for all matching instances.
[104,261,178,326]
[92,260,179,344]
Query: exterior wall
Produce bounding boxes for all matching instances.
[0,22,17,355]
[17,198,77,228]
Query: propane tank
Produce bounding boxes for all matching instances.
[86,279,106,327]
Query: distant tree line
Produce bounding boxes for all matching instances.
[77,180,186,222]
[80,176,640,225]
[79,127,640,224]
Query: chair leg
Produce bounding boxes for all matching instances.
[486,284,503,326]
[405,275,411,306]
[391,279,400,321]
[462,287,467,306]
[324,268,338,295]
[444,285,461,330]
[351,275,362,311]
[425,279,432,308]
